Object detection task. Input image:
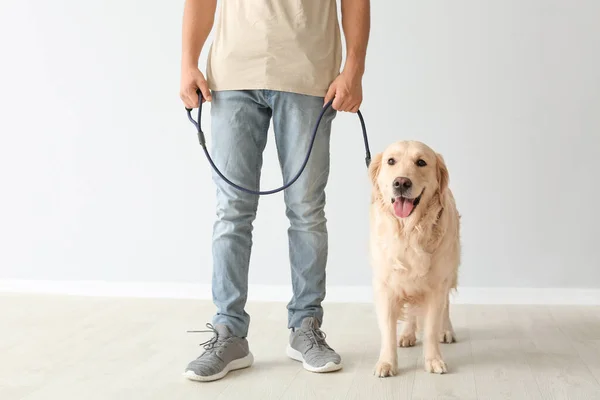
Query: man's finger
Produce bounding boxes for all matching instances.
[342,97,360,112]
[336,96,352,112]
[348,99,360,112]
[324,84,336,106]
[187,88,200,107]
[332,94,345,111]
[197,79,212,102]
[183,97,194,109]
[181,90,196,108]
[180,92,191,109]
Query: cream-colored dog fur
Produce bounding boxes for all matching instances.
[369,140,461,377]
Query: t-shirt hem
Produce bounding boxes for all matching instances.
[209,84,328,98]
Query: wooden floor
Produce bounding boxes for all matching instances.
[1,295,600,400]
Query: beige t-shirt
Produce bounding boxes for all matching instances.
[206,0,342,97]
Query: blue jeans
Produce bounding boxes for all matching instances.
[210,90,335,337]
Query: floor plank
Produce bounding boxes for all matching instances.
[345,355,417,400]
[471,339,543,400]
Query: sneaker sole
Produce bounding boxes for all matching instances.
[183,352,254,382]
[285,345,342,373]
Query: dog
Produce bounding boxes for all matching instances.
[368,140,461,377]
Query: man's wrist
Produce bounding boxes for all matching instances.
[181,62,199,72]
[181,53,201,71]
[342,54,366,78]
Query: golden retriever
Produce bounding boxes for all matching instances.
[368,140,460,377]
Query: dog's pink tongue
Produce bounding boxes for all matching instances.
[394,198,414,218]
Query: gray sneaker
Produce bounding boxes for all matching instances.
[184,323,253,382]
[286,317,342,373]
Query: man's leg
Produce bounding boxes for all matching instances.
[210,90,271,337]
[270,91,334,328]
[185,90,270,382]
[270,91,341,372]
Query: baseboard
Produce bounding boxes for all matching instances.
[1,280,599,305]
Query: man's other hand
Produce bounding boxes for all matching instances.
[324,70,363,113]
[180,67,212,108]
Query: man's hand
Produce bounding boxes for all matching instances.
[180,67,212,109]
[324,70,363,113]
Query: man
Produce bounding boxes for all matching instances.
[180,0,369,382]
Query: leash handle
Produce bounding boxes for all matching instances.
[185,90,371,195]
[185,92,206,147]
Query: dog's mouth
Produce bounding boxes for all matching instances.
[391,189,424,218]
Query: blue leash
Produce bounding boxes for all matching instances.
[185,91,371,195]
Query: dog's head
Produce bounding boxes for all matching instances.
[369,141,449,219]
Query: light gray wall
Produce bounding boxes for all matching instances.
[1,0,599,288]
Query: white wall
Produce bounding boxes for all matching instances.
[1,0,599,290]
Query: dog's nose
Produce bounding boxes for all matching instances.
[393,177,412,191]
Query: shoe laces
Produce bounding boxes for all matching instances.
[187,323,228,354]
[302,327,331,351]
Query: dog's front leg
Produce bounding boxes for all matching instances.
[374,288,399,377]
[423,290,448,373]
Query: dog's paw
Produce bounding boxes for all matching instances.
[424,357,447,374]
[373,361,397,378]
[398,332,417,347]
[439,330,456,344]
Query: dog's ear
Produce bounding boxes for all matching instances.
[368,152,383,202]
[436,153,449,195]
[368,152,383,186]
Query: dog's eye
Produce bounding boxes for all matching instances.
[387,158,396,166]
[416,159,427,167]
